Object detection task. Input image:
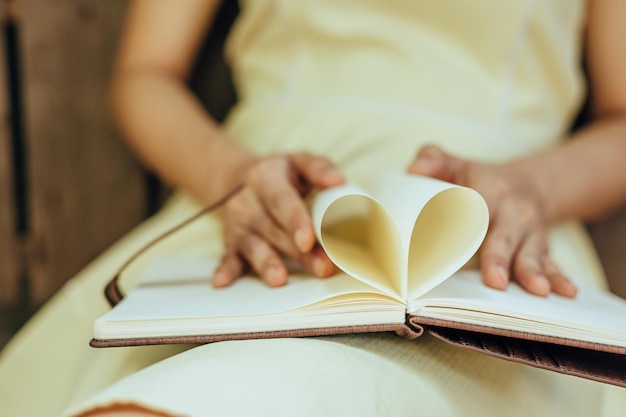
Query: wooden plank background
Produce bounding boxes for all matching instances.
[0,1,20,309]
[17,0,147,308]
[0,0,151,346]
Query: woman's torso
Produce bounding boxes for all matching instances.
[223,0,587,184]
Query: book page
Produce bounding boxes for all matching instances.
[312,185,404,300]
[312,173,488,303]
[95,258,404,340]
[366,172,488,300]
[409,270,626,347]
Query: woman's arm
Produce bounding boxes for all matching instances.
[110,0,255,203]
[111,1,344,287]
[512,0,626,222]
[409,0,626,297]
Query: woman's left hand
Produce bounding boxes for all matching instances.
[407,145,577,298]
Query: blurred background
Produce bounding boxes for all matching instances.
[0,0,625,352]
[0,0,239,350]
[0,0,154,349]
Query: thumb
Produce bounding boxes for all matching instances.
[407,145,468,184]
[290,153,346,189]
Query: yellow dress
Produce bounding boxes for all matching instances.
[1,1,625,416]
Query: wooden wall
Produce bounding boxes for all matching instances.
[0,0,148,323]
[0,1,19,309]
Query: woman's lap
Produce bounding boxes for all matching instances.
[0,192,618,417]
[61,333,603,417]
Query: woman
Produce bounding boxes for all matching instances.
[2,0,626,416]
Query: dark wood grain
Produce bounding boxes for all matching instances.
[18,0,147,307]
[0,2,21,308]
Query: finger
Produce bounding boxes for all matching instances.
[511,232,551,297]
[407,145,468,184]
[479,204,530,290]
[290,153,346,190]
[252,217,303,260]
[300,245,338,278]
[542,258,577,298]
[232,192,316,266]
[239,232,289,287]
[237,193,304,260]
[212,253,245,288]
[256,172,317,253]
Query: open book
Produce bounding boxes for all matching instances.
[91,172,626,387]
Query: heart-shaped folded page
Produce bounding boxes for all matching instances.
[312,172,488,303]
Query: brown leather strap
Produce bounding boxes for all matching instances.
[104,184,244,307]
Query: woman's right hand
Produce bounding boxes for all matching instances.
[213,153,346,288]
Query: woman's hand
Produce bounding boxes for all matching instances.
[213,153,346,288]
[407,145,577,298]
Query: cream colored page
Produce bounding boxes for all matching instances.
[410,270,626,347]
[312,185,403,300]
[95,258,384,326]
[367,172,488,300]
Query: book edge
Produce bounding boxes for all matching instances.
[90,323,420,348]
[409,316,626,354]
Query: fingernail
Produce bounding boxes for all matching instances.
[412,156,434,174]
[212,272,228,288]
[496,265,508,288]
[314,256,330,277]
[562,282,578,298]
[534,274,551,296]
[265,266,284,286]
[294,229,310,252]
[325,170,345,184]
[414,158,430,169]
